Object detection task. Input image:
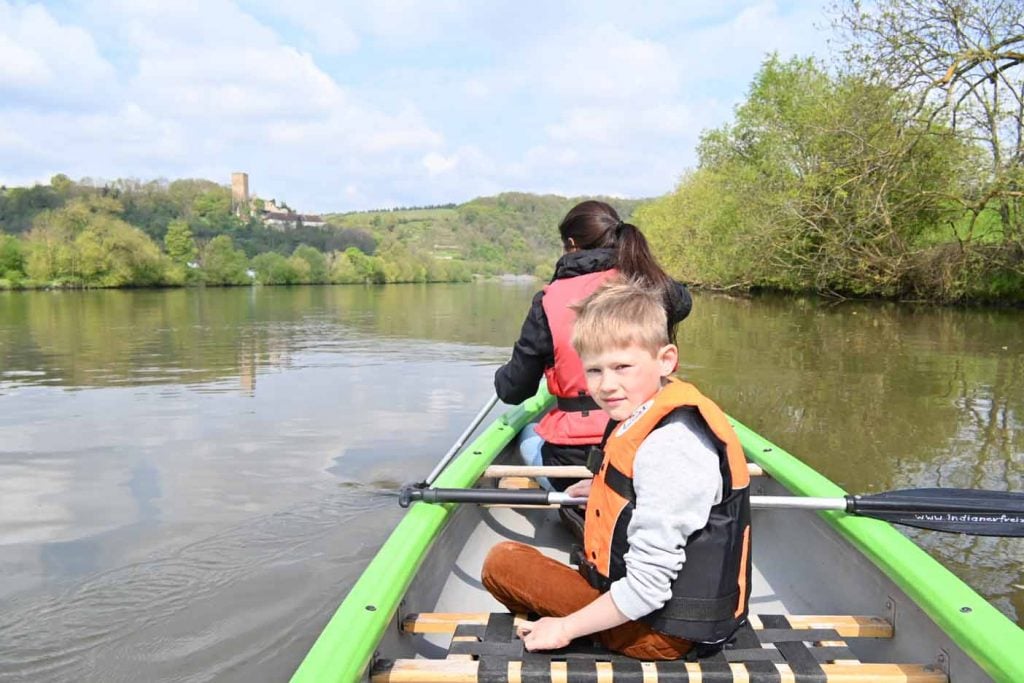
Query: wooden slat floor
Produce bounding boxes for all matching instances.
[375,611,946,683]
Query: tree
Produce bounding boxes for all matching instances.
[292,244,328,282]
[0,184,63,234]
[343,246,386,283]
[0,232,25,286]
[74,215,168,287]
[833,0,1024,244]
[643,55,965,296]
[201,235,250,285]
[251,251,300,284]
[164,219,198,264]
[50,173,73,195]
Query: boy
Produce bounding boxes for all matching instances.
[481,279,751,660]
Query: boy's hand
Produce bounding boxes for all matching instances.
[565,479,592,499]
[516,617,573,651]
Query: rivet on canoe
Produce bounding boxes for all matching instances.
[960,606,972,613]
[366,605,377,612]
[763,448,772,452]
[473,450,481,455]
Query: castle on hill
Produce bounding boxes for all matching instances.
[230,172,325,230]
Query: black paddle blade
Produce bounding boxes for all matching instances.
[849,488,1024,537]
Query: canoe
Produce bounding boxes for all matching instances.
[290,390,1024,683]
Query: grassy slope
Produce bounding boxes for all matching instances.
[325,193,648,276]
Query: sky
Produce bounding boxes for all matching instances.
[0,1,831,213]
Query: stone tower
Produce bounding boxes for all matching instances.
[231,172,249,216]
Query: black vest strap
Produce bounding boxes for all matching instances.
[573,548,612,592]
[655,590,740,622]
[556,394,600,414]
[602,463,635,502]
[585,420,619,474]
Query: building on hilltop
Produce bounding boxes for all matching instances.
[232,172,325,230]
[263,211,326,230]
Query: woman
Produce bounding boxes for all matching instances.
[494,200,691,492]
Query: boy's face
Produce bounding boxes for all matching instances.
[582,342,678,421]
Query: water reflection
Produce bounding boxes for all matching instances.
[0,285,524,395]
[0,284,1020,681]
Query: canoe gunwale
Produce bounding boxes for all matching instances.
[289,391,1023,683]
[288,392,555,683]
[734,416,1024,683]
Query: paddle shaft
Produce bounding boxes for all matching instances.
[398,486,1024,537]
[403,487,840,510]
[421,393,501,487]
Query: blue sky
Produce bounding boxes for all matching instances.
[1,1,830,213]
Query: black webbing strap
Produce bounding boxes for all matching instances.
[520,652,552,683]
[758,629,842,643]
[602,463,635,502]
[730,622,761,649]
[565,658,599,683]
[658,591,739,622]
[742,660,782,683]
[557,394,600,414]
[758,614,791,628]
[606,660,644,682]
[650,660,689,680]
[774,641,827,682]
[455,612,860,683]
[574,552,612,592]
[477,613,517,683]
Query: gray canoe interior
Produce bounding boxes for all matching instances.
[374,445,990,681]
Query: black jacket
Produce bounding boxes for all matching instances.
[494,248,692,404]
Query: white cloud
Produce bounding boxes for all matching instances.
[678,0,825,84]
[422,152,457,175]
[0,1,830,210]
[240,0,361,55]
[0,2,115,105]
[521,23,681,102]
[361,0,469,46]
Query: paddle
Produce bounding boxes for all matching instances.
[418,393,501,488]
[398,486,1024,537]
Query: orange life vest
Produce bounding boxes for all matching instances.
[581,378,752,644]
[536,268,617,446]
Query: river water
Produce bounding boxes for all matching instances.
[0,284,1021,681]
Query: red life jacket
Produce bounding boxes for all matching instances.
[580,378,752,644]
[537,269,617,445]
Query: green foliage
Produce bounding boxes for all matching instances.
[21,201,168,287]
[342,246,387,284]
[0,232,25,277]
[164,220,198,264]
[74,217,168,287]
[0,184,63,234]
[326,192,645,278]
[644,55,971,298]
[50,174,73,195]
[252,252,301,285]
[291,244,328,282]
[201,235,251,286]
[0,173,648,289]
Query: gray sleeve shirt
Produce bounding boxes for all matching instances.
[608,410,724,620]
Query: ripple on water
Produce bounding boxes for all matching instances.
[0,489,398,682]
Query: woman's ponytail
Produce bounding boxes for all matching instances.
[615,222,672,292]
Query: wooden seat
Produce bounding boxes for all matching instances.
[374,612,947,683]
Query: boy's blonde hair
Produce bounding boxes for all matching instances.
[571,278,670,358]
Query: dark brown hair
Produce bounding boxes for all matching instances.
[558,200,672,292]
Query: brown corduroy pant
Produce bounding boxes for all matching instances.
[480,541,692,661]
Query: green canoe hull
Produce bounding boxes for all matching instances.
[291,392,1024,682]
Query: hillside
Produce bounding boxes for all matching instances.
[0,179,652,288]
[326,192,647,278]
